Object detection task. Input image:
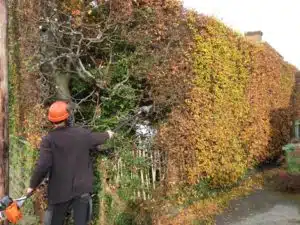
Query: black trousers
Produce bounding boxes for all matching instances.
[43,193,92,225]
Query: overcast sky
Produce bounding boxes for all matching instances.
[183,0,300,69]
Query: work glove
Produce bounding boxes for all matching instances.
[107,130,115,139]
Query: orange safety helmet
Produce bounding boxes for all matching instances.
[48,101,70,123]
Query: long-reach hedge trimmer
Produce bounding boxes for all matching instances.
[0,191,34,224]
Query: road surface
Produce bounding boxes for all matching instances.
[216,189,300,225]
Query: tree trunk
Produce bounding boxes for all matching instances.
[0,0,9,224]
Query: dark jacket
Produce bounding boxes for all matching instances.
[29,126,109,204]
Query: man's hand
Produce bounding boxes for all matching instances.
[26,188,34,195]
[107,130,115,139]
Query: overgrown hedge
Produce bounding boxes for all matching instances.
[155,12,296,188]
[8,0,297,224]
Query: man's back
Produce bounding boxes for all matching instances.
[27,101,113,225]
[30,126,109,204]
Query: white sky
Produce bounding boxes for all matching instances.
[183,0,300,69]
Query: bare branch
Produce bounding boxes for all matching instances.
[77,58,95,79]
[76,90,96,106]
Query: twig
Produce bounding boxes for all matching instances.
[76,90,96,106]
[78,58,95,79]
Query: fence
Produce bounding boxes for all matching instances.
[104,121,167,202]
[9,135,40,225]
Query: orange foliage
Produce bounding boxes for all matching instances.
[242,44,296,163]
[152,13,296,188]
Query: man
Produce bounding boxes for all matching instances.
[26,101,114,225]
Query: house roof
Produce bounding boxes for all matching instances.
[244,31,263,36]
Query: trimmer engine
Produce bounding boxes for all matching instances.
[0,195,29,224]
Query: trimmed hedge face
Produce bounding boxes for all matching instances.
[242,44,296,164]
[155,13,296,188]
